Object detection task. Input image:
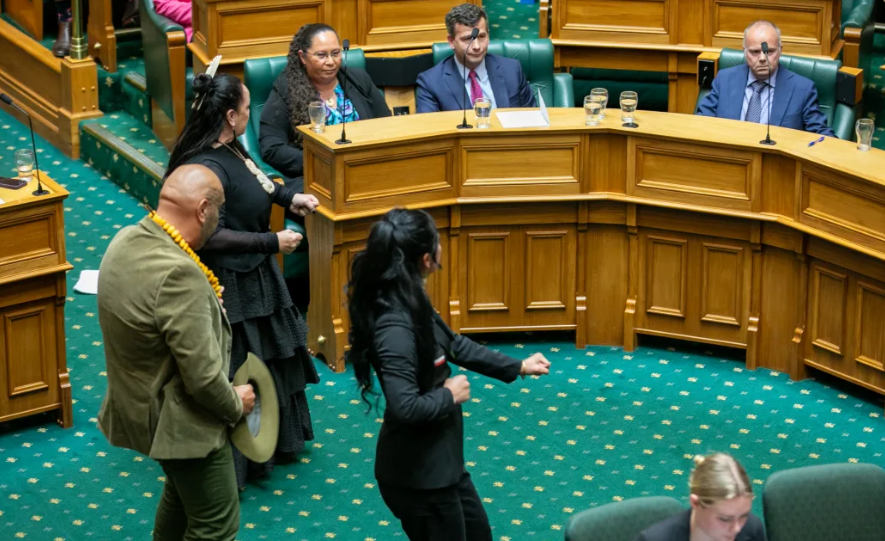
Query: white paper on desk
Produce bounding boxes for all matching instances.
[74,269,99,295]
[496,91,550,129]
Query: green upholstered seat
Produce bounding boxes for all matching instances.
[762,463,885,541]
[565,496,684,541]
[431,38,574,108]
[841,0,875,71]
[140,0,193,135]
[696,48,857,140]
[571,68,669,111]
[240,50,366,280]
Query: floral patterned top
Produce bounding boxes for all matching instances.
[323,83,360,126]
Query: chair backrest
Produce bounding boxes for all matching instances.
[241,50,366,158]
[696,48,856,139]
[140,0,183,121]
[763,463,885,541]
[565,496,685,541]
[431,38,555,106]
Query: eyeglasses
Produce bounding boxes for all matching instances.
[304,50,341,61]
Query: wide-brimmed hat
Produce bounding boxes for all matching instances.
[230,352,279,463]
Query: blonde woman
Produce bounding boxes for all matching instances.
[635,453,767,541]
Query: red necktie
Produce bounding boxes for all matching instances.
[468,70,483,104]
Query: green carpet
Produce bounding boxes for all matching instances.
[4,107,885,540]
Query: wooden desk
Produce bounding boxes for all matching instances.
[188,0,480,78]
[544,0,844,113]
[0,174,73,428]
[300,109,885,408]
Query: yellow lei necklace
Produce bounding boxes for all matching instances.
[149,211,223,298]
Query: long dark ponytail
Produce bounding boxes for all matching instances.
[346,208,440,411]
[165,72,250,177]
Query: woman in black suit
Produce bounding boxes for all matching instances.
[345,208,551,541]
[635,453,767,541]
[259,23,391,193]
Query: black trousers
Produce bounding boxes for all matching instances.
[378,471,492,541]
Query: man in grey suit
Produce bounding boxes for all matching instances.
[97,164,255,541]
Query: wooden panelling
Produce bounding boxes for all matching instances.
[525,231,570,311]
[306,147,334,203]
[461,136,582,197]
[758,246,804,376]
[585,224,629,345]
[466,231,512,313]
[801,167,885,254]
[712,1,824,49]
[5,304,50,397]
[559,0,671,43]
[809,264,847,355]
[855,280,885,372]
[359,0,467,45]
[701,243,743,326]
[761,154,798,218]
[676,0,705,44]
[215,0,325,58]
[587,135,628,194]
[628,137,761,211]
[646,235,688,318]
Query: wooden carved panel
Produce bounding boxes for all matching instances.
[466,232,511,313]
[809,265,847,355]
[216,0,325,57]
[701,243,743,326]
[801,168,885,255]
[0,212,57,269]
[359,0,472,45]
[305,148,333,203]
[461,137,582,196]
[855,281,885,372]
[525,231,569,311]
[343,147,453,211]
[4,305,49,397]
[628,137,760,211]
[712,0,823,49]
[646,235,688,318]
[556,0,671,43]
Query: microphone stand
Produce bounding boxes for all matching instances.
[759,42,776,146]
[457,28,480,129]
[0,93,49,196]
[335,39,352,145]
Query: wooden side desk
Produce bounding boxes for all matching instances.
[0,175,73,428]
[544,0,844,114]
[299,109,885,409]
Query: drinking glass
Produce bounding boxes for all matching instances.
[590,88,608,119]
[584,96,602,126]
[474,97,491,129]
[620,91,638,127]
[15,149,34,180]
[856,118,874,151]
[308,101,326,133]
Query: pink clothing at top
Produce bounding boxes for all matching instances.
[153,0,193,42]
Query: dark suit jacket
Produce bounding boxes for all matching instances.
[372,309,522,490]
[259,67,391,191]
[415,53,536,113]
[696,64,834,137]
[634,510,767,541]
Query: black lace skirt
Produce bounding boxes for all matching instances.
[212,255,317,489]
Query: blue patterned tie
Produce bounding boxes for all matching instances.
[745,80,767,123]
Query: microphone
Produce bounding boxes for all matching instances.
[457,27,480,130]
[335,39,352,145]
[0,93,49,196]
[759,41,776,146]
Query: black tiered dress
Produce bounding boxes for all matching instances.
[190,144,316,489]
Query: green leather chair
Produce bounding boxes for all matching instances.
[763,463,885,541]
[565,496,684,541]
[841,0,875,71]
[430,38,574,108]
[696,48,857,140]
[140,0,194,141]
[240,50,367,280]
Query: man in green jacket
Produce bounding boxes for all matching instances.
[97,164,255,541]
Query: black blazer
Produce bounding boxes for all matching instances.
[372,309,521,490]
[259,67,391,191]
[634,510,767,541]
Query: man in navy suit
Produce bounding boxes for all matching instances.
[416,3,536,114]
[696,20,835,137]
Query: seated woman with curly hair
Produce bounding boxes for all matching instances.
[259,23,391,192]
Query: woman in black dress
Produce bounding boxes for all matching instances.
[259,23,391,192]
[165,72,319,490]
[345,208,552,541]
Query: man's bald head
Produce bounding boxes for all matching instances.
[158,165,225,249]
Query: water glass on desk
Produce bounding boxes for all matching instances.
[856,118,874,151]
[474,97,491,129]
[620,91,638,127]
[308,101,325,133]
[584,96,602,126]
[590,88,608,119]
[15,149,34,180]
